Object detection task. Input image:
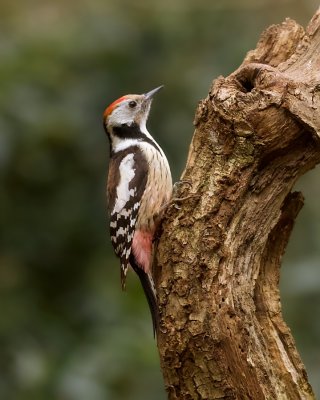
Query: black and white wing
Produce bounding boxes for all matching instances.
[107,146,148,289]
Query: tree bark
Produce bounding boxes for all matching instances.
[156,9,320,400]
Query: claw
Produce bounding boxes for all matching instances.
[173,180,193,197]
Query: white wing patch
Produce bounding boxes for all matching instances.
[112,153,136,214]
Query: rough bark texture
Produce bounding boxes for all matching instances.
[156,9,320,400]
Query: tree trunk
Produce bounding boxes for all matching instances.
[156,9,320,400]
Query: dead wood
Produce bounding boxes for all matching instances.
[156,8,320,400]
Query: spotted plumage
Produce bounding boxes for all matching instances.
[107,147,148,288]
[103,86,172,334]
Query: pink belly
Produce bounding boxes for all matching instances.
[132,229,154,274]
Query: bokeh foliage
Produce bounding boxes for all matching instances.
[0,1,319,399]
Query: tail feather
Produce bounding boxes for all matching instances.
[120,262,129,291]
[129,254,159,336]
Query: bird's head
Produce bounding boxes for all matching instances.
[103,86,163,135]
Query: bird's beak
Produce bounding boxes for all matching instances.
[144,85,164,99]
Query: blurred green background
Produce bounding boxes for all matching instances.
[0,0,319,399]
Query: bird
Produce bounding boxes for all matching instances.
[103,86,173,334]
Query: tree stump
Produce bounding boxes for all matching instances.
[156,8,320,400]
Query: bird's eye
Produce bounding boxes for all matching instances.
[128,100,137,108]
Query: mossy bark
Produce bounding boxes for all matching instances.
[156,9,320,400]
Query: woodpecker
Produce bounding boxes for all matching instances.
[103,86,172,333]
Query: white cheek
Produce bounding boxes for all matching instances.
[108,106,134,127]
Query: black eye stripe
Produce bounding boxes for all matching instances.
[129,101,137,108]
